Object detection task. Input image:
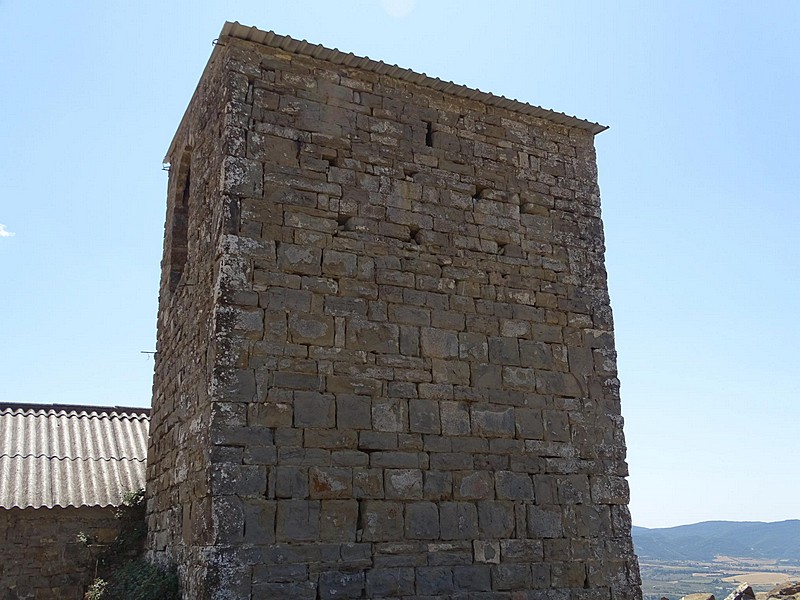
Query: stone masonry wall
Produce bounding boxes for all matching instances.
[150,29,641,600]
[146,51,233,587]
[0,506,119,600]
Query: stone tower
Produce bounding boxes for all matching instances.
[146,21,641,600]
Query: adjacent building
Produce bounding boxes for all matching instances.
[0,403,149,599]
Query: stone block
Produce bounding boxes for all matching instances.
[420,327,459,358]
[473,540,501,564]
[221,155,263,197]
[432,358,470,385]
[439,502,478,540]
[294,392,335,428]
[440,401,471,436]
[247,131,298,165]
[557,474,591,504]
[212,495,244,543]
[276,500,320,541]
[454,471,494,500]
[415,566,454,596]
[336,395,372,430]
[405,502,440,539]
[309,467,352,499]
[536,370,583,397]
[388,304,430,326]
[423,470,452,500]
[384,469,423,499]
[453,565,492,592]
[346,317,399,354]
[516,408,544,440]
[253,563,308,584]
[519,340,556,370]
[322,249,358,278]
[477,501,515,538]
[471,405,515,438]
[408,399,441,434]
[305,430,357,450]
[210,464,267,497]
[288,313,334,346]
[494,471,534,500]
[243,498,276,543]
[324,296,367,317]
[488,337,520,365]
[277,243,322,276]
[470,363,503,388]
[274,372,323,391]
[352,468,384,498]
[365,567,415,598]
[261,402,293,427]
[527,505,563,538]
[590,475,630,505]
[317,571,365,599]
[387,381,418,399]
[551,562,587,588]
[503,366,537,390]
[372,398,407,432]
[251,582,317,600]
[274,466,309,498]
[543,409,571,442]
[358,431,398,450]
[360,501,404,541]
[459,332,488,361]
[492,563,532,590]
[500,539,543,563]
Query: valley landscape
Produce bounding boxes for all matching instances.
[633,520,800,599]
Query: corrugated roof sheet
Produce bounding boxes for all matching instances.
[218,22,607,135]
[0,403,149,509]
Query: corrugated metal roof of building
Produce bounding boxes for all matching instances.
[0,403,150,509]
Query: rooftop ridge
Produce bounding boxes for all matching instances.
[0,402,150,418]
[0,453,147,462]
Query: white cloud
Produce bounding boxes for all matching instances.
[0,224,15,238]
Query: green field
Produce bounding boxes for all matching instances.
[639,557,800,599]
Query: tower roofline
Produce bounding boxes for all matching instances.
[166,21,608,162]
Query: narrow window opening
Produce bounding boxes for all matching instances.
[424,121,433,147]
[473,185,489,200]
[168,150,191,293]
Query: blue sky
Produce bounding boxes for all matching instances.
[1,1,798,528]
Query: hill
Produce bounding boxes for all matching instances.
[633,520,800,562]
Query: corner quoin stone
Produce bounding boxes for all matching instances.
[146,20,642,600]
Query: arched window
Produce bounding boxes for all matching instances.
[168,150,191,293]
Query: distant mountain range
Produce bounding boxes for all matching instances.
[633,520,800,562]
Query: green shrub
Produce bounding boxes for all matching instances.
[85,559,178,600]
[83,488,179,599]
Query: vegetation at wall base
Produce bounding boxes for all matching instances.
[80,489,179,600]
[85,559,179,600]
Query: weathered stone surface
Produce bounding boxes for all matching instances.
[725,584,756,600]
[440,502,479,540]
[0,506,122,600]
[147,23,639,600]
[405,502,440,539]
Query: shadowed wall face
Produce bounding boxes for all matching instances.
[149,26,641,600]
